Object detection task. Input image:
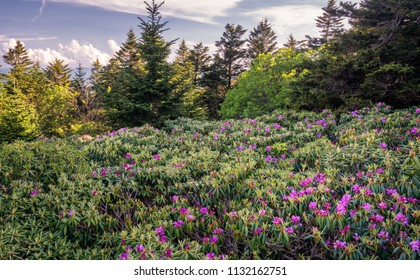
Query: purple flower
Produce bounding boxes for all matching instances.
[416,108,420,114]
[309,202,317,210]
[410,240,420,252]
[120,253,129,260]
[136,245,145,252]
[273,217,283,225]
[210,236,218,244]
[236,145,244,151]
[291,215,301,224]
[378,231,389,240]
[395,213,408,226]
[67,210,75,217]
[206,252,216,260]
[153,154,161,160]
[200,207,208,215]
[155,226,165,236]
[412,127,418,134]
[173,220,183,228]
[213,228,224,235]
[265,126,270,133]
[285,227,294,234]
[380,118,387,123]
[333,240,347,250]
[266,146,272,152]
[187,215,195,220]
[336,204,346,215]
[30,189,39,197]
[380,142,387,149]
[125,153,131,159]
[377,102,382,107]
[179,208,190,215]
[378,202,387,210]
[362,203,372,211]
[159,235,167,243]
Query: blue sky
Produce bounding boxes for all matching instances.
[0,0,356,68]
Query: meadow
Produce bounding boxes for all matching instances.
[0,104,419,260]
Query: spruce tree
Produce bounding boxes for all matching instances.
[283,34,304,51]
[189,42,211,86]
[45,58,72,86]
[315,0,344,43]
[136,0,179,124]
[247,18,278,60]
[2,40,33,91]
[215,23,247,90]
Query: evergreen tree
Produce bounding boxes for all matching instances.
[201,54,227,119]
[115,28,142,70]
[172,41,208,119]
[315,0,344,43]
[247,18,278,60]
[136,0,180,124]
[45,58,72,86]
[215,23,247,90]
[175,39,190,65]
[283,34,305,51]
[2,40,33,91]
[189,42,211,86]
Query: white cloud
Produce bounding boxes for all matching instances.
[245,5,322,44]
[45,0,244,24]
[107,39,121,54]
[1,38,119,68]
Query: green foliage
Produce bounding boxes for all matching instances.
[0,85,39,142]
[221,48,311,118]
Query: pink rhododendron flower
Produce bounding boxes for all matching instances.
[410,240,420,252]
[395,213,408,226]
[273,217,283,224]
[291,215,301,224]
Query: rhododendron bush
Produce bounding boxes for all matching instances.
[0,104,419,260]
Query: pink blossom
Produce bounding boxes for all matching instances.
[266,146,272,152]
[173,220,183,228]
[179,208,190,215]
[200,207,209,215]
[213,228,224,235]
[378,202,387,210]
[153,154,161,160]
[125,153,131,159]
[206,252,216,260]
[309,201,317,209]
[284,227,294,234]
[210,236,218,244]
[291,215,301,224]
[395,213,408,226]
[333,240,347,250]
[362,203,372,211]
[273,217,283,225]
[410,240,420,252]
[380,142,387,149]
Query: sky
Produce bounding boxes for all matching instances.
[0,0,358,69]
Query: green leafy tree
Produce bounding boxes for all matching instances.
[221,48,311,118]
[247,18,278,60]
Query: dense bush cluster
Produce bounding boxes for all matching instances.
[0,104,419,260]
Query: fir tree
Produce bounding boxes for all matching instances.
[283,34,304,51]
[215,23,247,90]
[247,18,278,60]
[189,42,211,86]
[45,58,72,86]
[315,0,344,44]
[2,40,33,91]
